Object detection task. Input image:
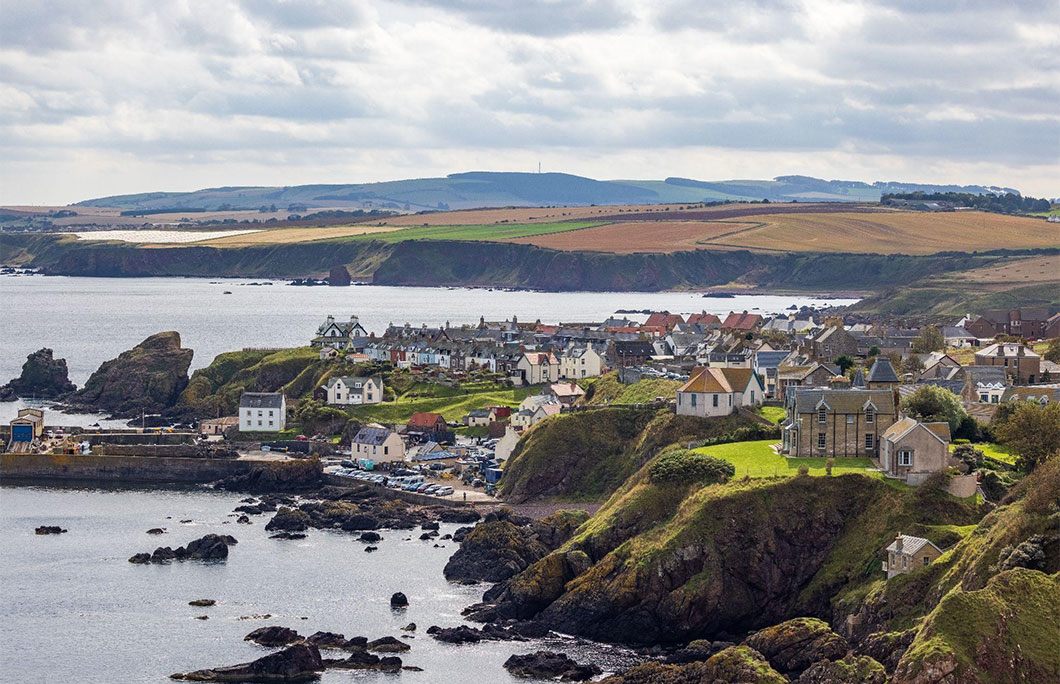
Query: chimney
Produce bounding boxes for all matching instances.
[895,533,903,553]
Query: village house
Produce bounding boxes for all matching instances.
[754,350,795,398]
[464,407,496,427]
[965,307,1054,340]
[776,363,839,401]
[676,367,764,417]
[546,381,587,406]
[559,345,605,379]
[807,325,859,362]
[974,343,1041,385]
[961,366,1009,404]
[608,339,656,368]
[883,534,942,579]
[239,392,287,432]
[722,311,764,332]
[200,416,239,437]
[511,394,562,429]
[782,388,897,457]
[866,357,901,391]
[916,352,962,381]
[324,375,384,405]
[406,412,449,441]
[494,425,522,461]
[311,315,369,350]
[516,351,559,385]
[878,417,953,485]
[351,426,406,463]
[1001,386,1060,405]
[686,312,723,329]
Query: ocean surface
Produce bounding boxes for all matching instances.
[0,485,635,683]
[0,274,855,384]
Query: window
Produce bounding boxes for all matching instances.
[923,557,930,566]
[817,433,827,449]
[268,420,274,427]
[257,420,262,427]
[818,407,827,424]
[690,394,696,407]
[865,407,875,424]
[713,394,719,407]
[865,433,874,450]
[979,393,989,402]
[384,446,389,455]
[258,410,263,417]
[898,449,912,466]
[846,415,854,424]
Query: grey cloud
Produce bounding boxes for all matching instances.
[237,0,367,29]
[399,0,632,35]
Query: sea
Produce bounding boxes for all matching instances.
[0,275,857,681]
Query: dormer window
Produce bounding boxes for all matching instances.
[818,406,827,424]
[865,407,875,424]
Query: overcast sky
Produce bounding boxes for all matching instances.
[1,0,1057,204]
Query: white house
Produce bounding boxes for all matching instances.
[676,367,764,417]
[239,392,287,432]
[325,375,384,405]
[351,426,406,463]
[559,345,605,379]
[494,425,522,462]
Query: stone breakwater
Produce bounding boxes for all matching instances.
[0,452,303,485]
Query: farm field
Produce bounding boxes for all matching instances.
[333,221,599,243]
[506,210,1059,255]
[70,229,264,243]
[694,439,878,479]
[192,224,404,247]
[938,254,1060,286]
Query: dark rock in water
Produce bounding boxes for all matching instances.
[170,642,323,682]
[438,509,481,524]
[366,636,410,653]
[236,515,251,524]
[346,637,368,649]
[265,507,311,532]
[426,625,483,644]
[195,615,209,621]
[401,623,416,632]
[452,526,473,543]
[503,651,601,681]
[326,652,402,672]
[244,625,303,647]
[666,639,731,664]
[35,526,67,535]
[189,599,216,607]
[420,521,439,531]
[327,265,352,286]
[419,532,435,540]
[68,331,193,417]
[364,546,378,553]
[390,592,408,608]
[443,509,589,584]
[214,460,323,494]
[742,618,850,678]
[147,528,166,535]
[306,632,347,649]
[270,532,307,540]
[1,348,76,399]
[440,533,452,540]
[376,657,403,673]
[358,531,382,543]
[233,504,263,515]
[130,534,236,564]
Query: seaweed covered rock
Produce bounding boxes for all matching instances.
[796,654,887,683]
[129,534,236,564]
[265,507,311,532]
[215,460,323,494]
[1,348,76,399]
[170,642,323,682]
[70,332,192,417]
[602,646,785,684]
[743,617,850,678]
[503,650,601,681]
[443,508,589,583]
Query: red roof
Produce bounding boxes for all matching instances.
[408,412,446,429]
[722,312,764,330]
[687,312,722,327]
[644,312,685,330]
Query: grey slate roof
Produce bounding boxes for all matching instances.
[754,351,792,369]
[886,534,941,556]
[792,388,895,414]
[352,427,394,446]
[239,392,284,409]
[867,358,899,383]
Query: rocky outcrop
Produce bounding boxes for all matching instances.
[245,626,302,647]
[602,646,786,684]
[742,618,850,678]
[389,592,408,608]
[265,507,310,532]
[443,508,589,583]
[129,534,236,564]
[170,642,323,682]
[796,654,887,683]
[1,348,76,399]
[69,331,192,417]
[503,651,601,681]
[327,265,351,286]
[214,460,323,494]
[35,525,67,535]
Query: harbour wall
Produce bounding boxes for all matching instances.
[1,452,263,485]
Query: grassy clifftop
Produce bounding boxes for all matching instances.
[499,409,759,503]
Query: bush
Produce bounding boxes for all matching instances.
[993,402,1060,471]
[952,444,985,472]
[901,385,967,432]
[649,450,735,486]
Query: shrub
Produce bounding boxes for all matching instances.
[952,444,985,472]
[902,385,968,432]
[797,465,810,476]
[649,450,735,486]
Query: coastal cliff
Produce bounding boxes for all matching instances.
[0,348,76,400]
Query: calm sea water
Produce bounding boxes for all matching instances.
[0,485,635,683]
[0,275,854,385]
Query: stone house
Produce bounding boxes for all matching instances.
[546,381,586,406]
[865,357,900,391]
[516,351,560,385]
[559,345,605,379]
[776,363,839,402]
[883,534,942,579]
[974,343,1041,385]
[878,417,953,484]
[324,375,384,405]
[782,388,897,457]
[676,367,764,417]
[808,325,858,362]
[312,315,368,350]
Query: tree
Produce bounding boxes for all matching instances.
[993,401,1060,471]
[901,385,967,432]
[1044,338,1060,363]
[294,398,348,436]
[902,355,925,375]
[911,325,945,353]
[868,345,881,358]
[835,355,855,375]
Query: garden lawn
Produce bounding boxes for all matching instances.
[959,442,1017,465]
[693,439,878,479]
[348,385,534,423]
[758,406,787,424]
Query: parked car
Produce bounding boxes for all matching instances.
[434,486,454,496]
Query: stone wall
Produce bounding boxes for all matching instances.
[1,452,258,484]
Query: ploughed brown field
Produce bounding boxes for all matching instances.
[506,210,1060,255]
[188,224,403,247]
[939,254,1060,286]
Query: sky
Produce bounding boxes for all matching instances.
[1,0,1058,205]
